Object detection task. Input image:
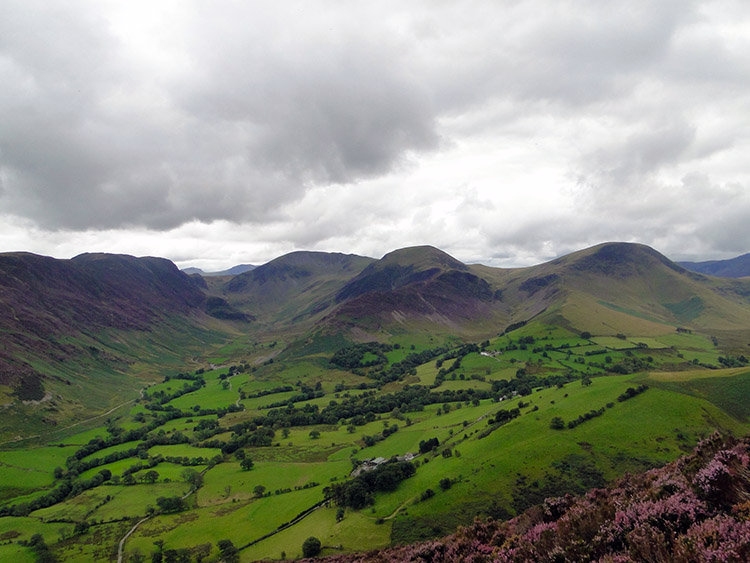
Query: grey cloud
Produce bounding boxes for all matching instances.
[0,1,440,231]
[1,0,750,267]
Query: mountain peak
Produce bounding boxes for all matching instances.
[335,246,468,303]
[378,245,468,271]
[563,242,684,276]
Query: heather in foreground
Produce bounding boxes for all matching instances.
[309,433,750,562]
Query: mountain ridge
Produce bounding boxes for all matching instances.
[679,252,750,278]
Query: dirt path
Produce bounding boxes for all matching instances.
[116,516,150,563]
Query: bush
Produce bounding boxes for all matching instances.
[302,536,321,558]
[550,417,565,430]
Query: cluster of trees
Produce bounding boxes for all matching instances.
[324,461,416,509]
[367,346,449,384]
[261,383,324,408]
[199,426,275,454]
[617,384,648,402]
[565,407,606,429]
[718,355,749,367]
[156,496,186,513]
[330,343,392,369]
[418,437,440,454]
[488,407,521,426]
[19,534,54,563]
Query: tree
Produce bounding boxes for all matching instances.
[156,496,186,513]
[253,484,266,497]
[193,544,211,563]
[181,468,203,488]
[309,430,320,439]
[143,470,159,484]
[302,536,322,558]
[217,539,239,563]
[550,417,565,430]
[282,428,290,439]
[240,457,254,471]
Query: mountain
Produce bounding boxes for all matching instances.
[222,251,375,326]
[327,246,503,334]
[679,253,750,278]
[182,264,257,277]
[0,252,240,436]
[210,242,750,344]
[474,242,750,337]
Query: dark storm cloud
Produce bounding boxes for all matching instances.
[0,1,439,230]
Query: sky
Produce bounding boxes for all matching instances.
[1,0,749,271]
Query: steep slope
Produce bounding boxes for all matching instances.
[553,243,750,335]
[680,253,750,278]
[222,251,375,325]
[0,252,233,436]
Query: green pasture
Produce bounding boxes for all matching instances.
[241,390,297,410]
[32,486,115,522]
[78,457,142,480]
[167,379,239,410]
[93,483,190,522]
[80,440,141,463]
[591,337,638,349]
[0,515,73,546]
[125,487,323,559]
[198,460,350,505]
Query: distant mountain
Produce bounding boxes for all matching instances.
[679,253,750,278]
[182,264,256,277]
[493,242,750,335]
[212,242,750,339]
[223,251,375,325]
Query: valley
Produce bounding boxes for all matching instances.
[1,242,750,561]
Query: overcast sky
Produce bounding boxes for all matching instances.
[1,1,749,270]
